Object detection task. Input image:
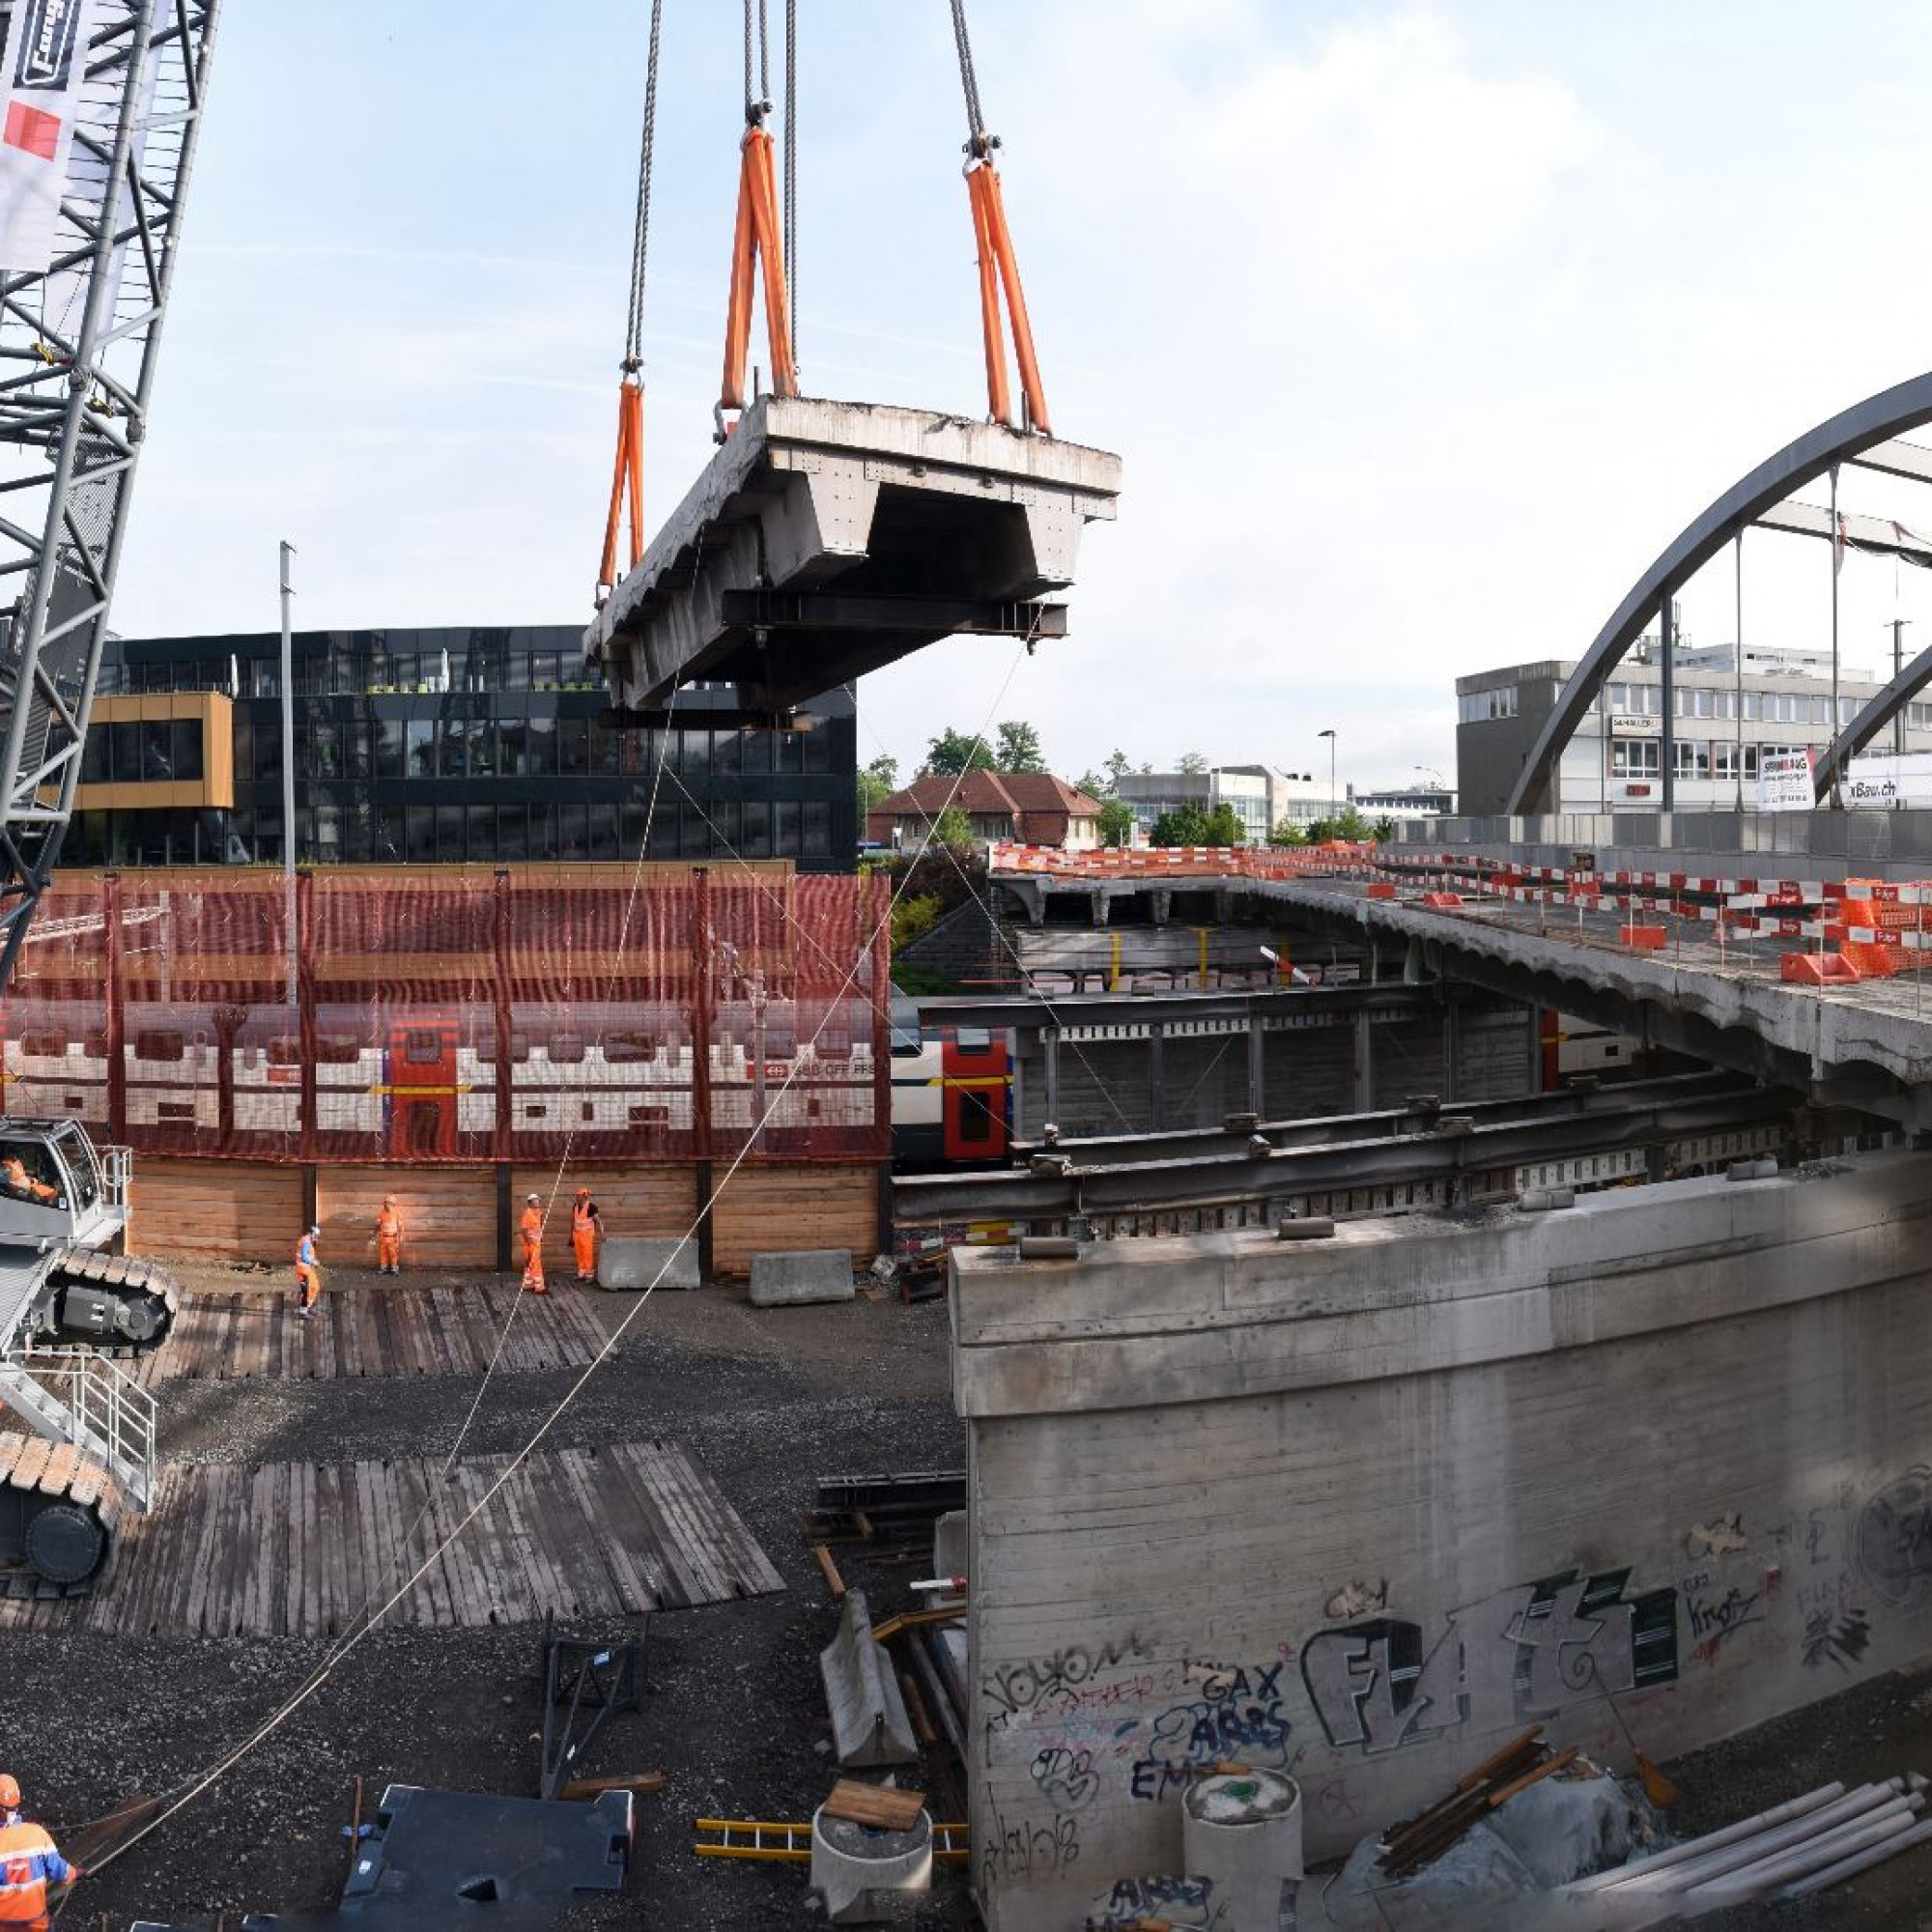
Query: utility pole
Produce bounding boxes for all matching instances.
[1319,728,1337,826]
[1890,617,1912,759]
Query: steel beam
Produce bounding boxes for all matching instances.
[912,981,1456,1038]
[894,1083,1796,1225]
[719,588,1068,637]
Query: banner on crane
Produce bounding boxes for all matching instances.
[1756,749,1816,813]
[0,0,104,274]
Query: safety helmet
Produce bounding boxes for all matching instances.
[0,1774,21,1808]
[307,1224,321,1236]
[575,1186,589,1198]
[526,1192,541,1204]
[384,1194,396,1206]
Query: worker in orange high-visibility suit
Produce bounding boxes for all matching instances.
[295,1224,321,1317]
[519,1193,547,1295]
[571,1187,603,1285]
[0,1157,53,1205]
[0,1773,77,1930]
[374,1194,406,1275]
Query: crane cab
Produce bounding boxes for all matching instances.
[0,1118,127,1250]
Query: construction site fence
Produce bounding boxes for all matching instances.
[1,865,892,1165]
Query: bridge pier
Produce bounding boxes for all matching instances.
[1150,888,1171,928]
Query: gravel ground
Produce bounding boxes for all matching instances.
[0,1259,972,1930]
[8,1257,1932,1929]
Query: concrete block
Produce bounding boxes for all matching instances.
[749,1248,854,1307]
[597,1236,700,1292]
[819,1587,918,1768]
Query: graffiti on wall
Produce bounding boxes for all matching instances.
[1126,1660,1294,1802]
[1857,1467,1932,1607]
[1300,1568,1679,1754]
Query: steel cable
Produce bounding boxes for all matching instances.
[948,0,987,151]
[623,0,666,366]
[783,0,797,367]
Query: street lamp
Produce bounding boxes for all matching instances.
[1318,728,1337,825]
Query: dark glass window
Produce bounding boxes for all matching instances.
[711,729,741,777]
[776,799,801,855]
[468,804,497,859]
[529,800,556,859]
[776,730,805,776]
[406,719,434,779]
[803,726,832,775]
[557,718,589,776]
[79,732,107,783]
[498,719,528,775]
[741,800,770,858]
[498,804,529,862]
[804,800,830,855]
[647,803,678,860]
[252,718,282,784]
[344,721,372,779]
[405,805,436,863]
[588,807,617,860]
[374,717,404,780]
[375,806,403,861]
[590,721,620,775]
[526,715,558,775]
[740,731,772,777]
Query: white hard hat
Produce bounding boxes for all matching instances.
[526,1192,540,1203]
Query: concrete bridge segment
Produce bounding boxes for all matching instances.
[584,396,1121,715]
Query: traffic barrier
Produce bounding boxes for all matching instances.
[1781,952,1861,985]
[749,1247,855,1307]
[1620,925,1667,950]
[598,1236,699,1292]
[818,1587,920,1768]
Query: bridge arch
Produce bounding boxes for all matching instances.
[1506,369,1932,815]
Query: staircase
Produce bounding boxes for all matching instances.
[0,1346,156,1507]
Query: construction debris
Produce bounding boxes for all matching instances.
[823,1778,926,1833]
[808,1468,966,1548]
[536,1611,642,1802]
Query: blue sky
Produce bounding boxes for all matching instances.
[109,1,1932,793]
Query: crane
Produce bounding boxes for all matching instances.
[0,0,221,1589]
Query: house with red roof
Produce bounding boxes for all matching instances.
[866,771,1104,851]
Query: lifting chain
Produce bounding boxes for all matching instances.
[948,0,995,159]
[624,0,667,371]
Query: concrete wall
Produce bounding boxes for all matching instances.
[952,1152,1932,1928]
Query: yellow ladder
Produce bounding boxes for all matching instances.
[695,1817,971,1861]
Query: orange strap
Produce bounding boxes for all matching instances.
[720,127,797,418]
[596,377,645,601]
[965,159,1050,436]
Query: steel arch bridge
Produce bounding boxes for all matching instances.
[1506,369,1932,815]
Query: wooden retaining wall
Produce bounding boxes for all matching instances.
[127,1156,880,1275]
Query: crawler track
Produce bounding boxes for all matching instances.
[0,1429,124,1595]
[42,1248,182,1354]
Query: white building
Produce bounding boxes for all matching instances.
[1456,640,1932,815]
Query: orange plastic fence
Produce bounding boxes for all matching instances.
[1,867,889,1166]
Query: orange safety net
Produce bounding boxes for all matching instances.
[0,865,890,1166]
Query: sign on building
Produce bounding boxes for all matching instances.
[1608,714,1661,737]
[1757,750,1815,813]
[1843,753,1932,809]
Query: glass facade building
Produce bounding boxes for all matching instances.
[69,625,859,871]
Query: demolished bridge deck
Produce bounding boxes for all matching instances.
[584,396,1122,714]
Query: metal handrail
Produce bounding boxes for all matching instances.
[2,1344,156,1506]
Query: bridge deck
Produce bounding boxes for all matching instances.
[585,396,1121,714]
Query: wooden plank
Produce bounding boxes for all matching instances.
[592,1442,708,1610]
[523,1447,611,1619]
[709,1162,880,1277]
[824,1780,926,1832]
[387,1460,454,1628]
[621,1440,739,1605]
[128,1158,303,1264]
[38,1441,80,1497]
[317,1164,498,1272]
[639,1438,784,1598]
[554,1447,659,1617]
[488,1452,577,1622]
[413,1464,487,1630]
[10,1438,52,1493]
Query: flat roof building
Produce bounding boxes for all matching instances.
[1456,639,1929,816]
[70,625,858,870]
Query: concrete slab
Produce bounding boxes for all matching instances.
[585,395,1121,713]
[598,1235,700,1292]
[749,1247,855,1307]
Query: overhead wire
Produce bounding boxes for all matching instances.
[782,0,797,369]
[88,643,1040,1881]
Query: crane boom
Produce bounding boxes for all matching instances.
[0,0,221,996]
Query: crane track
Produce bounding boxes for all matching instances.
[41,1247,182,1356]
[0,1429,124,1596]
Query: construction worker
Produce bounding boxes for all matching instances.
[0,1155,53,1205]
[571,1186,604,1285]
[519,1192,547,1295]
[373,1194,406,1276]
[295,1223,321,1317]
[0,1773,78,1929]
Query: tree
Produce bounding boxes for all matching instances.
[995,720,1047,774]
[1073,768,1109,801]
[1097,797,1135,846]
[923,726,997,776]
[930,805,974,847]
[1177,751,1210,776]
[1103,748,1133,787]
[1268,816,1308,847]
[857,753,898,812]
[1202,802,1246,846]
[1372,815,1397,843]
